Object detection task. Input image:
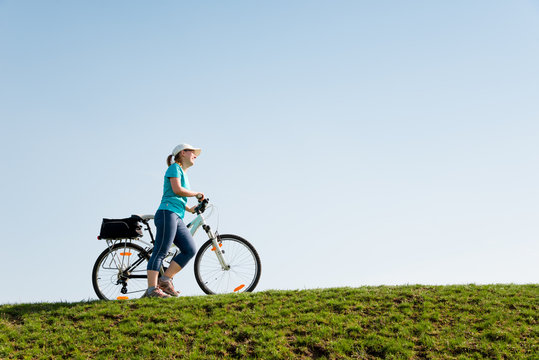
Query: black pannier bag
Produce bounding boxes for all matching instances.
[99,216,143,239]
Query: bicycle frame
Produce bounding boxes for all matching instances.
[100,207,230,290]
[132,210,230,270]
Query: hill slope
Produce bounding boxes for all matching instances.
[1,285,537,359]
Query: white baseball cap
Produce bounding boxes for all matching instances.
[172,144,201,157]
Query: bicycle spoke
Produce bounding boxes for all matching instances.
[194,235,261,294]
[92,243,149,300]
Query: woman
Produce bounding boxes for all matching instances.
[144,143,204,298]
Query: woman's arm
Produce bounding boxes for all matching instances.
[169,177,204,199]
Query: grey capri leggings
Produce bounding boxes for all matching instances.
[147,209,197,271]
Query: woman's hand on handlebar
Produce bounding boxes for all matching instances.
[195,193,205,202]
[192,196,209,214]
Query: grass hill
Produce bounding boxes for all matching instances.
[0,285,537,359]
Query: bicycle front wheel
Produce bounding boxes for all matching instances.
[92,242,149,300]
[194,234,261,294]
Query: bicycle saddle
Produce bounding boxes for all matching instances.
[131,214,155,221]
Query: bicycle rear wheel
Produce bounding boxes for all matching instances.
[92,242,149,300]
[194,234,261,294]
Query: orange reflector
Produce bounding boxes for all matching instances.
[233,284,245,292]
[117,296,129,300]
[211,244,223,251]
[120,252,132,256]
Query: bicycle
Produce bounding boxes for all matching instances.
[92,198,261,300]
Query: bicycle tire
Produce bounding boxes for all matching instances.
[92,242,149,300]
[194,234,261,295]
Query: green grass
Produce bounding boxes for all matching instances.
[1,285,537,359]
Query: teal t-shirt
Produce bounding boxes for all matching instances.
[157,163,190,219]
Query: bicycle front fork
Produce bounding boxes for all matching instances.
[203,225,230,270]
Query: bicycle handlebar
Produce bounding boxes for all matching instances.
[194,198,210,215]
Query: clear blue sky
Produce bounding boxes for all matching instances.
[1,1,538,304]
